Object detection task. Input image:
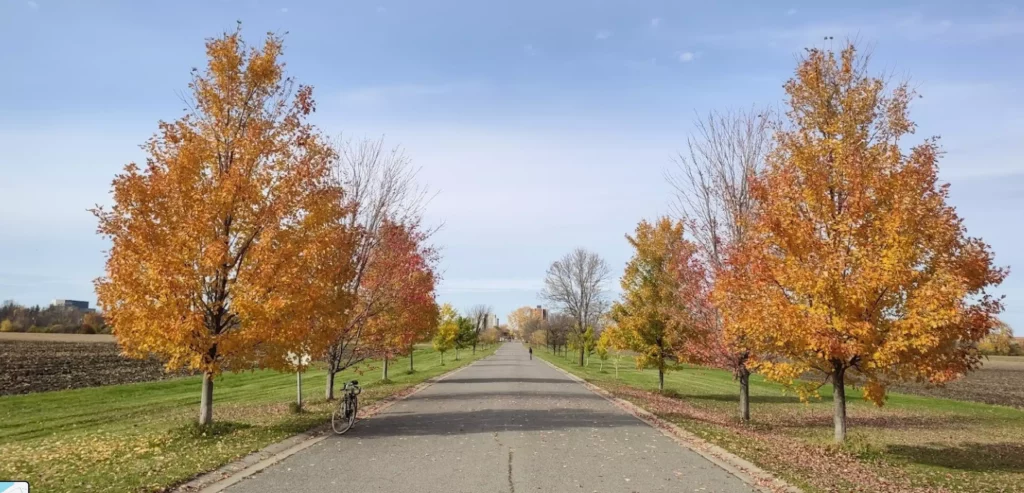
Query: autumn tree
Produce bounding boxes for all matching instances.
[717,43,1007,442]
[508,306,544,342]
[433,303,459,364]
[480,326,501,346]
[979,321,1021,356]
[360,222,439,381]
[542,248,611,365]
[579,326,597,366]
[94,29,349,425]
[322,137,433,399]
[665,108,772,421]
[402,296,440,373]
[529,329,547,348]
[612,217,710,391]
[597,323,631,377]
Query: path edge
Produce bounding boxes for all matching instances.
[539,357,802,493]
[174,359,483,493]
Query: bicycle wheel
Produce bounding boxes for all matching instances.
[332,395,355,435]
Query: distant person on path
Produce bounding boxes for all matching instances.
[528,347,533,360]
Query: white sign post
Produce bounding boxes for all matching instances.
[286,351,311,409]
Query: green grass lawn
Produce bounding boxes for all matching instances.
[0,344,496,493]
[536,346,1024,493]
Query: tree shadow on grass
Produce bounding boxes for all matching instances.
[767,412,983,430]
[886,442,1024,472]
[674,393,803,404]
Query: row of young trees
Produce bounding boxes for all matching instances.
[431,303,504,363]
[93,29,441,425]
[566,43,1007,443]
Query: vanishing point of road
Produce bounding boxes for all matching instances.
[228,343,756,492]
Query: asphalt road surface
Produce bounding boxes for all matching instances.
[228,343,756,493]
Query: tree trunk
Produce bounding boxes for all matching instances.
[832,361,847,443]
[296,371,303,408]
[199,371,214,425]
[440,351,444,365]
[409,349,415,373]
[455,347,459,360]
[473,342,477,355]
[658,367,665,392]
[578,347,584,366]
[382,356,389,381]
[737,366,753,420]
[325,368,336,400]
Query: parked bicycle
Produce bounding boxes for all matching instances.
[332,380,361,435]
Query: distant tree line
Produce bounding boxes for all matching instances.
[0,303,108,334]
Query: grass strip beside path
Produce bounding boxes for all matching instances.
[535,346,1024,493]
[0,345,496,493]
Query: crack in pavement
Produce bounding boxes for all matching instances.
[507,449,515,493]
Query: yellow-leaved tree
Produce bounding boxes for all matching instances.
[611,217,710,391]
[716,44,1006,442]
[93,28,350,425]
[433,303,459,365]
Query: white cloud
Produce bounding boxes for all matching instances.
[280,7,288,13]
[650,17,661,28]
[595,30,611,40]
[27,1,38,8]
[678,51,695,62]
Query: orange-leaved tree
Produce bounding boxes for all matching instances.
[716,43,1007,442]
[611,217,712,391]
[362,221,439,379]
[93,28,349,425]
[508,305,545,343]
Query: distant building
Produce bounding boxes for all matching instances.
[51,299,90,311]
[532,305,548,321]
[485,313,499,329]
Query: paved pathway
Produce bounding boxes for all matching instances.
[228,343,756,492]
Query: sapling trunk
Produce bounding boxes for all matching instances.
[199,371,214,425]
[833,362,847,443]
[738,367,751,422]
[325,369,336,400]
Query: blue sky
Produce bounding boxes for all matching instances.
[1,0,1022,329]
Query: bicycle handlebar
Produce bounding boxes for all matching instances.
[342,381,362,395]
